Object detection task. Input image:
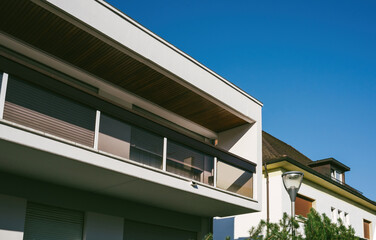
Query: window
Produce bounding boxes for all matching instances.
[98,114,132,159]
[338,210,343,222]
[23,202,84,240]
[364,219,371,239]
[331,169,343,182]
[216,160,253,198]
[99,114,164,169]
[331,207,337,222]
[166,140,214,185]
[129,127,164,169]
[344,212,350,227]
[295,195,314,218]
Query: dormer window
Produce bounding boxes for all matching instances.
[308,158,350,184]
[331,169,343,183]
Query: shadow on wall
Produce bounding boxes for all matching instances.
[213,216,234,240]
[213,215,254,240]
[0,194,26,237]
[217,123,254,151]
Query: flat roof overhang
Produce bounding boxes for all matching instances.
[0,0,261,133]
[0,122,259,217]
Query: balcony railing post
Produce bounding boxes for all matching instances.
[93,110,101,149]
[213,157,217,188]
[162,137,167,171]
[0,73,9,119]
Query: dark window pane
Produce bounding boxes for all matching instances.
[130,127,163,169]
[167,140,214,185]
[216,161,253,198]
[99,114,163,169]
[99,114,131,159]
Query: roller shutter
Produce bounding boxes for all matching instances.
[23,202,84,240]
[3,75,96,146]
[295,195,314,218]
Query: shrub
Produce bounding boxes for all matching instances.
[249,208,357,240]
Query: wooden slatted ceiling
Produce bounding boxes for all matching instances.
[0,1,248,133]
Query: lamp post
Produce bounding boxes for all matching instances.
[282,171,304,239]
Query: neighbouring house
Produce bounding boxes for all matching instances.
[0,1,263,240]
[214,131,376,240]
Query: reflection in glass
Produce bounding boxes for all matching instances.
[166,140,214,185]
[216,161,253,198]
[98,114,132,158]
[98,114,163,169]
[130,127,163,169]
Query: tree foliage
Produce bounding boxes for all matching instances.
[249,208,357,240]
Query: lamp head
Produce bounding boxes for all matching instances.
[282,171,304,202]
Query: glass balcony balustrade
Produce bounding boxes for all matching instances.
[0,71,254,199]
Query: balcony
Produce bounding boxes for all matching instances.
[0,57,258,216]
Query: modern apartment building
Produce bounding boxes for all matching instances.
[0,1,263,240]
[214,132,376,240]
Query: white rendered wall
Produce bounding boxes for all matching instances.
[84,212,124,240]
[217,119,262,207]
[213,217,234,240]
[0,194,27,240]
[213,169,283,239]
[298,178,376,239]
[215,169,376,239]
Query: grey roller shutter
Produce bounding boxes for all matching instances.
[23,202,84,240]
[3,75,96,146]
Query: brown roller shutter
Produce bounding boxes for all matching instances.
[3,75,96,146]
[295,195,314,218]
[364,219,371,239]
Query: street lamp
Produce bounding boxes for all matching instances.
[282,171,304,238]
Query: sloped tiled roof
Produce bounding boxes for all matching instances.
[262,131,376,206]
[262,131,312,165]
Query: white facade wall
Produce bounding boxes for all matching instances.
[0,7,262,212]
[1,2,264,239]
[217,120,262,206]
[214,168,376,240]
[214,169,286,239]
[298,177,376,239]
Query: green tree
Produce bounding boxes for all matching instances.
[303,209,356,240]
[249,212,302,240]
[202,233,213,240]
[249,208,357,240]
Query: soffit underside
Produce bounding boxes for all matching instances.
[0,1,248,133]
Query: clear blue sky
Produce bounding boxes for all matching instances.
[106,0,376,201]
